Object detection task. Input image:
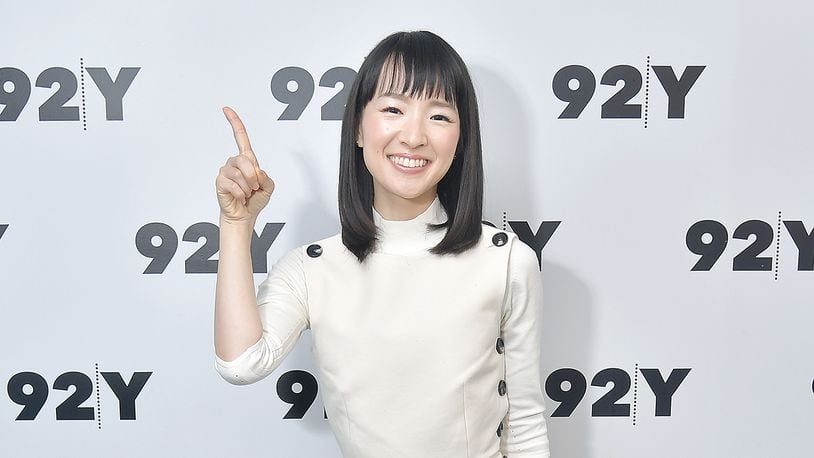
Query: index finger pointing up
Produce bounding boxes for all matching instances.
[222,106,258,165]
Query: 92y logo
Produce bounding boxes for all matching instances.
[0,65,140,122]
[7,370,151,422]
[552,63,704,119]
[135,222,284,274]
[270,67,356,120]
[686,218,814,271]
[546,367,691,418]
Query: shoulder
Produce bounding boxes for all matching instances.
[260,233,345,298]
[285,232,340,257]
[265,232,344,275]
[291,232,360,268]
[508,235,540,274]
[478,223,539,276]
[478,223,527,260]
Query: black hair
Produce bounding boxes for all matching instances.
[338,30,483,262]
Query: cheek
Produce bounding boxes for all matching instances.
[362,148,376,168]
[442,130,460,159]
[361,119,390,148]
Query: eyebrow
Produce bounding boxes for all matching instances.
[377,92,454,109]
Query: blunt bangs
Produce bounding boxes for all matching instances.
[373,52,458,110]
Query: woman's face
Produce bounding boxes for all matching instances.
[357,88,460,216]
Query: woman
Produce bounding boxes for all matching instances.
[214,31,550,457]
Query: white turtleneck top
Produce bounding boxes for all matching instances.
[215,197,550,457]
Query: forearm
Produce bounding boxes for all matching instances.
[214,216,263,362]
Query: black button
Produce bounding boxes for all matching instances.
[495,337,505,354]
[492,232,508,247]
[306,244,323,258]
[496,422,503,437]
[498,380,506,396]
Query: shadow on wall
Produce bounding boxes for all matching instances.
[540,260,595,457]
[283,145,339,436]
[472,64,596,457]
[290,146,341,246]
[471,64,533,221]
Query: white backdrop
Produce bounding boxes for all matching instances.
[1,1,813,457]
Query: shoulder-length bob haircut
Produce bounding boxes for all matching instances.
[339,30,484,262]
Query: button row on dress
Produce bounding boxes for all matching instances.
[492,233,508,447]
[495,334,506,443]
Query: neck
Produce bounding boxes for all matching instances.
[372,194,447,255]
[373,190,437,221]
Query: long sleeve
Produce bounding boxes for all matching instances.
[501,237,550,456]
[214,247,310,385]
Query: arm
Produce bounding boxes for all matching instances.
[214,246,309,385]
[214,218,263,363]
[214,106,306,385]
[501,237,550,457]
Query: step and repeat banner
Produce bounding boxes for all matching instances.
[2,1,812,456]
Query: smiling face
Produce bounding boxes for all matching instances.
[357,63,460,220]
[337,31,484,261]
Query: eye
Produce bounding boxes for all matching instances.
[382,106,402,114]
[431,114,452,122]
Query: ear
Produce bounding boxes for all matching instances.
[356,130,364,148]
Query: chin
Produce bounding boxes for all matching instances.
[377,183,432,201]
[396,189,437,201]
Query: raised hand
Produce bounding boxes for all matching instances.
[215,107,275,223]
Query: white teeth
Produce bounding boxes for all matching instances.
[389,156,428,168]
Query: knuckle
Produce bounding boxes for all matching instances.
[236,155,252,168]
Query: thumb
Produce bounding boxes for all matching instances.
[258,169,275,193]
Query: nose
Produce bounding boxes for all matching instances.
[398,113,427,149]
